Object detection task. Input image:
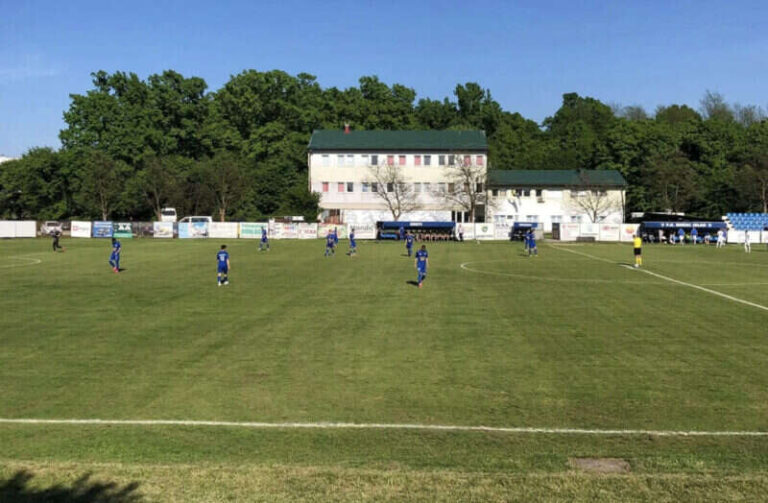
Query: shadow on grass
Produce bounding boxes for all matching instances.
[0,470,142,502]
[405,280,419,287]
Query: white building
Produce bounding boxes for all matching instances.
[0,155,17,164]
[486,170,627,232]
[308,129,488,225]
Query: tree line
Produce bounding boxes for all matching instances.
[1,68,768,221]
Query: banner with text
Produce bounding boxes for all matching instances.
[317,223,348,239]
[347,223,375,239]
[153,221,174,238]
[620,224,639,242]
[239,222,268,239]
[113,222,133,238]
[473,223,495,240]
[598,223,620,242]
[272,222,299,239]
[209,222,239,239]
[178,221,208,238]
[92,221,113,238]
[559,223,580,241]
[70,221,92,238]
[298,223,319,239]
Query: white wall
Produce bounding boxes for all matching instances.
[486,189,624,232]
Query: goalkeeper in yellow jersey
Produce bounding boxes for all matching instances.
[633,234,642,268]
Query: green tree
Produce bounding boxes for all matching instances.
[77,150,131,220]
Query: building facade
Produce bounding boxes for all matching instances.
[486,170,627,232]
[308,130,488,225]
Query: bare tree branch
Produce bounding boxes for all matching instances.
[437,155,487,222]
[366,163,420,221]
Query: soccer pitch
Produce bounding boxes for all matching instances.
[2,238,768,501]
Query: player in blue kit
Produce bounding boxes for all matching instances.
[399,225,405,241]
[217,245,230,286]
[324,231,336,256]
[259,227,270,251]
[526,229,538,256]
[347,228,357,256]
[405,231,414,257]
[108,237,121,273]
[333,227,339,246]
[415,244,428,288]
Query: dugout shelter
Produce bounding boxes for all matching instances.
[377,221,455,240]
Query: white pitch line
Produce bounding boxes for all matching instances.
[0,255,42,269]
[621,265,768,312]
[460,261,657,284]
[552,245,768,313]
[1,418,767,437]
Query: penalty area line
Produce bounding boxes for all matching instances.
[0,418,767,437]
[551,244,768,313]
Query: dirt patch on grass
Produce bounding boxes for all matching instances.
[570,458,631,473]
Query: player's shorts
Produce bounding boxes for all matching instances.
[110,253,117,261]
[350,241,356,248]
[634,248,641,256]
[217,264,228,273]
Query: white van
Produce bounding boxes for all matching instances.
[179,216,213,223]
[160,207,177,222]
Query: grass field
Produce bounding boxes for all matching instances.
[2,236,768,501]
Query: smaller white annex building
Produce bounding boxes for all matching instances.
[486,170,627,232]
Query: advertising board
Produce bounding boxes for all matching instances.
[92,221,113,238]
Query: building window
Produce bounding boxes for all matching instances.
[522,189,531,197]
[464,155,471,165]
[371,182,378,193]
[371,155,378,166]
[551,215,563,223]
[361,154,368,166]
[337,154,344,166]
[491,189,499,197]
[476,155,483,166]
[347,154,354,165]
[526,215,539,222]
[347,182,354,192]
[448,154,455,165]
[438,155,446,166]
[362,182,369,193]
[424,155,431,166]
[387,182,394,193]
[423,182,431,193]
[535,189,542,197]
[387,155,394,166]
[338,182,345,192]
[448,183,455,193]
[322,182,329,192]
[571,215,582,223]
[322,154,330,167]
[414,182,422,193]
[414,155,421,166]
[438,182,447,193]
[398,155,406,166]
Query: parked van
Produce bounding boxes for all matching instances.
[160,207,177,222]
[178,216,213,223]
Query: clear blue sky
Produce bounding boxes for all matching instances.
[2,0,767,157]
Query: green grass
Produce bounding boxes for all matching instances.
[2,237,768,500]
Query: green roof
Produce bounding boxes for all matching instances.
[488,170,627,188]
[308,130,487,151]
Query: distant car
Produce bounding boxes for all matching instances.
[178,216,213,223]
[40,221,63,235]
[160,207,177,222]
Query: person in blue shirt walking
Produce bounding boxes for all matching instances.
[109,237,121,273]
[216,245,230,286]
[691,227,698,245]
[259,227,270,251]
[399,225,405,241]
[333,227,339,246]
[405,231,414,257]
[678,227,685,245]
[324,230,336,256]
[415,244,428,288]
[348,228,357,256]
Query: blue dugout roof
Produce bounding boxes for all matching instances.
[380,221,455,229]
[642,221,726,229]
